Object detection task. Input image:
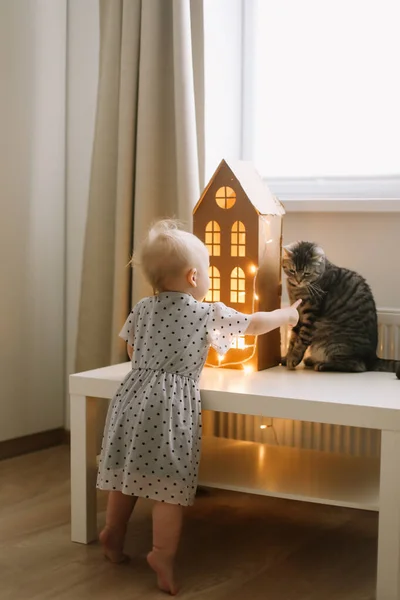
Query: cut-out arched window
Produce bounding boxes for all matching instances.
[231,336,246,349]
[230,267,245,304]
[215,186,236,209]
[205,221,220,256]
[205,266,220,302]
[231,221,246,257]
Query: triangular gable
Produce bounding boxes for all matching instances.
[193,159,226,215]
[225,159,285,216]
[193,159,285,216]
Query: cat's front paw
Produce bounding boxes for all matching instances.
[280,355,287,366]
[285,354,302,370]
[303,357,315,368]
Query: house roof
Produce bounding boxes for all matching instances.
[193,159,285,216]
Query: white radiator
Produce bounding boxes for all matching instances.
[206,309,400,458]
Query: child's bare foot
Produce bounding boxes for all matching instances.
[99,526,129,564]
[147,549,178,595]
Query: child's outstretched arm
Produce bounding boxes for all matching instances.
[245,300,302,336]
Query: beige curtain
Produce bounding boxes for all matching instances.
[76,0,204,373]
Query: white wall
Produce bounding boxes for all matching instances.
[0,1,67,441]
[65,0,100,427]
[283,212,400,309]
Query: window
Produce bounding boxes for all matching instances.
[230,267,245,304]
[244,0,400,194]
[205,266,220,302]
[215,186,236,209]
[231,336,246,350]
[231,221,246,257]
[205,221,220,256]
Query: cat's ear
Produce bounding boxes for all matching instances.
[282,242,296,258]
[313,245,325,262]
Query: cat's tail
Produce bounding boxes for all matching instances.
[373,357,400,378]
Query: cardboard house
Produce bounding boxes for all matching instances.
[193,159,285,371]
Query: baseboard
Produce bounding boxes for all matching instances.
[0,428,69,461]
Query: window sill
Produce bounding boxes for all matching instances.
[264,177,400,212]
[282,198,400,213]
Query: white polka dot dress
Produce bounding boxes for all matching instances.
[97,292,249,506]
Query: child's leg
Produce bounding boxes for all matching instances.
[100,491,137,563]
[147,502,183,596]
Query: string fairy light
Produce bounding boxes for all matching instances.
[258,418,280,444]
[206,263,259,370]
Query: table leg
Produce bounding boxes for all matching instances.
[70,394,98,544]
[377,429,400,600]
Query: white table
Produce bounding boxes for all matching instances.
[70,364,400,600]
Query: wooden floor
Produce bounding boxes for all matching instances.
[0,445,378,600]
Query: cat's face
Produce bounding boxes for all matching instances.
[282,241,326,289]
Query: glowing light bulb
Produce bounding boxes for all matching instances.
[243,364,254,374]
[249,265,257,274]
[254,294,259,300]
[260,424,267,430]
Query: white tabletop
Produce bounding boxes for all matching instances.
[69,363,400,431]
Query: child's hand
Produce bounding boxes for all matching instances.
[287,299,302,327]
[245,299,302,336]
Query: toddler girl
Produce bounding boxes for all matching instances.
[97,219,300,595]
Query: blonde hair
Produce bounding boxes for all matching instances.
[134,219,206,292]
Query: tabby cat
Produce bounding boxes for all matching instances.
[282,241,400,378]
